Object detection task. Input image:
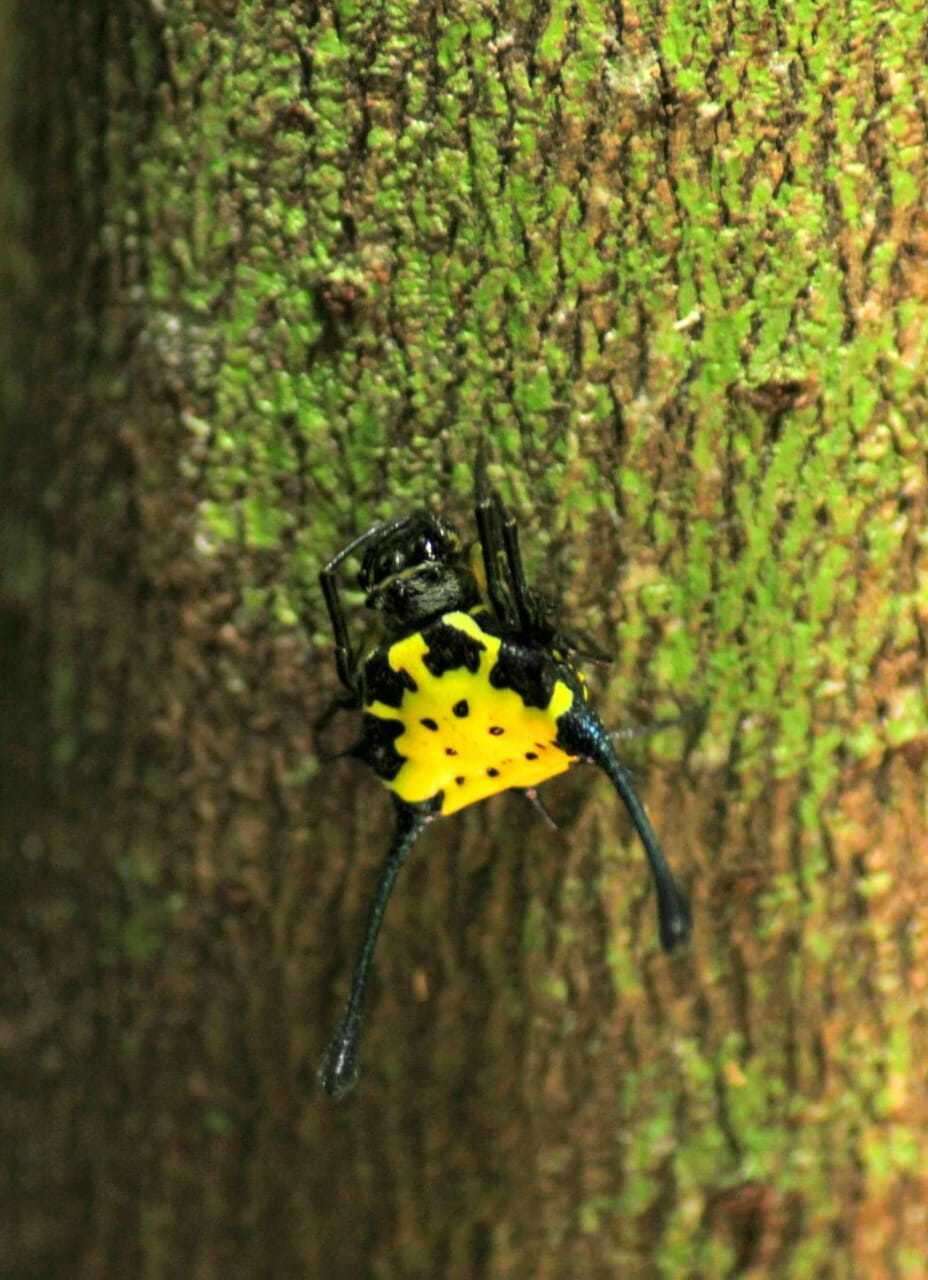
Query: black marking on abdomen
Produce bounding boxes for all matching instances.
[422,621,485,676]
[420,717,438,730]
[488,725,504,736]
[364,652,418,708]
[453,699,469,718]
[355,714,405,780]
[489,642,555,709]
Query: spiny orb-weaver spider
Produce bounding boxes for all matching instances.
[317,485,690,1098]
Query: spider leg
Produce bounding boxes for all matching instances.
[475,492,515,626]
[475,488,539,638]
[318,798,435,1099]
[610,702,708,748]
[610,716,686,746]
[319,568,362,696]
[318,515,409,696]
[519,787,560,831]
[558,707,691,951]
[497,500,536,635]
[313,691,363,752]
[557,625,614,665]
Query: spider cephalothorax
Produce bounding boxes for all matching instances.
[356,511,479,633]
[317,486,691,1098]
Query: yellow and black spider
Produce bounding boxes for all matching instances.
[317,485,691,1098]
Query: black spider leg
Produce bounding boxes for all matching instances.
[318,514,410,698]
[497,502,536,635]
[313,692,361,743]
[557,624,614,666]
[318,798,435,1099]
[474,491,515,626]
[475,489,536,637]
[557,708,691,951]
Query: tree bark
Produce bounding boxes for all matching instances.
[4,1,928,1277]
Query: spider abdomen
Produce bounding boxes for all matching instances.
[360,610,582,815]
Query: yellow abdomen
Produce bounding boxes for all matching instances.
[364,612,577,815]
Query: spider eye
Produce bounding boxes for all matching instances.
[375,548,405,580]
[418,525,457,564]
[360,514,460,593]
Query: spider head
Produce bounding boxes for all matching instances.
[359,513,479,632]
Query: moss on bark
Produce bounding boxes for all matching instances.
[4,0,928,1276]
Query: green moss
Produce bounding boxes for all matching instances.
[103,0,928,1266]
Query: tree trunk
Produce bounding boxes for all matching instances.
[4,1,928,1276]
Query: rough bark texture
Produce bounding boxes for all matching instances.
[4,1,928,1277]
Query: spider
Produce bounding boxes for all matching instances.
[317,486,690,1097]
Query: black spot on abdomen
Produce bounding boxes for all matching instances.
[453,699,469,718]
[422,621,485,677]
